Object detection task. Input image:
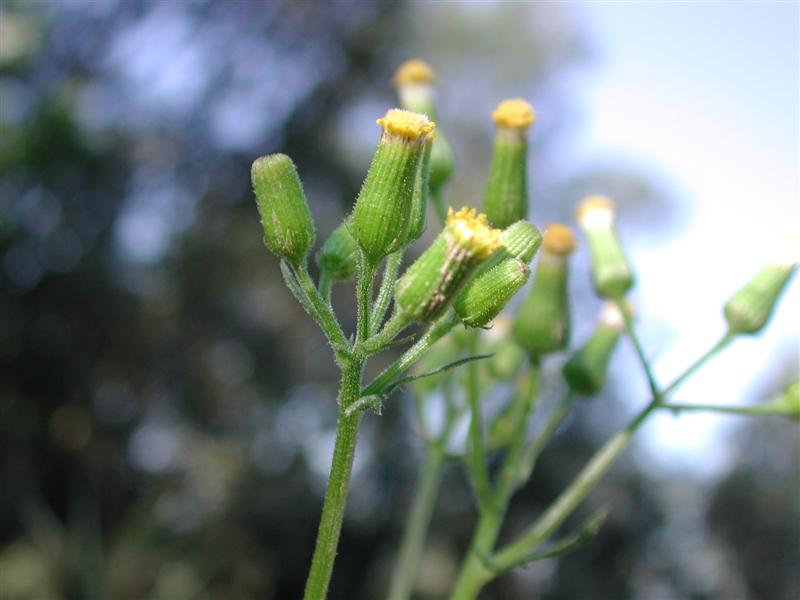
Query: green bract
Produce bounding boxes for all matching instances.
[724,262,797,335]
[317,220,358,282]
[499,220,543,264]
[251,153,316,265]
[406,139,433,244]
[352,109,435,266]
[455,258,530,328]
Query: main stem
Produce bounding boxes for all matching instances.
[386,445,446,600]
[303,359,363,600]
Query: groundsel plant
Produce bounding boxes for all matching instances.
[251,59,799,600]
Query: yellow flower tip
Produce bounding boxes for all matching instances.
[377,108,436,141]
[492,98,537,130]
[542,223,577,255]
[446,206,502,260]
[393,59,437,87]
[576,195,616,229]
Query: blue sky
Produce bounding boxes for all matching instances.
[570,1,799,475]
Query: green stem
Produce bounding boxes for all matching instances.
[362,310,411,355]
[490,396,660,574]
[361,312,460,397]
[370,251,403,335]
[662,332,734,397]
[386,445,446,600]
[319,271,332,303]
[465,330,492,511]
[616,299,660,398]
[294,264,350,356]
[514,391,573,491]
[449,364,539,600]
[660,402,782,416]
[357,256,377,343]
[303,359,364,600]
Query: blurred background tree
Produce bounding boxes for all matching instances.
[0,1,796,599]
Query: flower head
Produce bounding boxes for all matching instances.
[445,207,501,260]
[492,98,537,131]
[393,59,436,87]
[377,108,436,142]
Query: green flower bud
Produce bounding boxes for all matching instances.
[513,224,576,357]
[392,59,454,194]
[396,207,501,322]
[406,138,433,244]
[482,99,536,229]
[454,257,530,328]
[577,196,634,299]
[562,302,626,396]
[251,153,316,264]
[316,219,358,282]
[499,220,543,264]
[352,109,436,265]
[724,254,797,335]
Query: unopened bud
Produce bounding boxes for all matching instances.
[393,59,437,117]
[353,109,436,265]
[562,302,626,396]
[499,220,543,263]
[513,224,576,356]
[455,257,530,328]
[396,207,501,322]
[316,219,358,282]
[577,195,634,299]
[252,154,316,265]
[724,239,798,335]
[392,59,454,195]
[482,99,536,228]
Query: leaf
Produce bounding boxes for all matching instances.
[344,394,385,418]
[384,353,494,394]
[489,508,608,574]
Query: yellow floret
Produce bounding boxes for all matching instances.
[492,98,537,130]
[377,108,436,140]
[576,195,615,229]
[393,59,437,86]
[446,207,502,260]
[542,223,577,255]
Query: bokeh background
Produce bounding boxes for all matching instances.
[1,1,798,599]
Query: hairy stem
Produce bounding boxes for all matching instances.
[303,359,364,600]
[370,251,403,335]
[361,312,460,397]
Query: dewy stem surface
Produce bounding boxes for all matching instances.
[302,359,363,600]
